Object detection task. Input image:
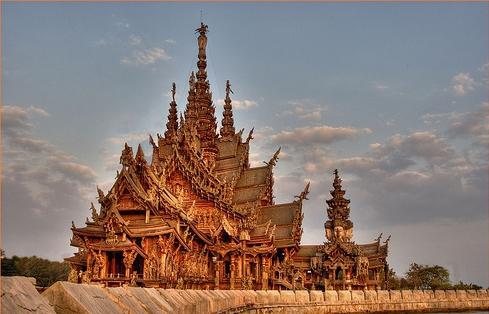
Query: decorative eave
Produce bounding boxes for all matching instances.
[159,141,243,218]
[187,222,214,245]
[291,182,309,245]
[261,147,281,205]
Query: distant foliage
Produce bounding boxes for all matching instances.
[452,281,483,290]
[1,255,70,287]
[405,263,451,290]
[382,263,484,291]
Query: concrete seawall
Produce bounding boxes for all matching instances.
[2,277,489,313]
[42,282,489,314]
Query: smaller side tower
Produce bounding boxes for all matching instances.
[324,169,354,242]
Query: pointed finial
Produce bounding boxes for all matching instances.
[90,202,98,221]
[264,147,281,167]
[294,182,310,202]
[375,232,383,242]
[135,144,146,164]
[149,134,157,149]
[246,128,254,143]
[97,186,105,199]
[220,80,235,138]
[71,220,75,228]
[189,71,195,87]
[165,85,179,141]
[225,80,233,98]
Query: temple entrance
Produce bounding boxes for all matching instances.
[133,254,144,279]
[335,267,343,280]
[107,252,125,278]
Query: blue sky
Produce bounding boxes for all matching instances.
[3,2,488,286]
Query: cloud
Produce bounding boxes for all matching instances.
[217,99,258,110]
[270,125,372,146]
[121,47,171,66]
[479,62,489,74]
[165,39,176,44]
[49,161,97,184]
[116,21,130,29]
[421,102,489,152]
[95,38,107,47]
[374,132,456,166]
[446,102,489,146]
[421,112,454,125]
[105,132,149,146]
[278,100,326,120]
[2,105,49,132]
[373,82,389,91]
[2,105,97,260]
[128,34,142,46]
[451,72,476,96]
[2,105,55,153]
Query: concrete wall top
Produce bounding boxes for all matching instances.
[3,277,488,314]
[1,276,55,314]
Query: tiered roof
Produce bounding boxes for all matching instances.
[69,22,306,259]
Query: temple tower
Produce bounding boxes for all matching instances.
[220,80,235,139]
[164,83,178,144]
[192,22,218,166]
[324,169,354,242]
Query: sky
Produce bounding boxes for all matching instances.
[2,3,488,286]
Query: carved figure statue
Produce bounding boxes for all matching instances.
[130,272,137,286]
[68,269,78,283]
[225,80,233,97]
[355,256,369,283]
[195,22,208,51]
[176,277,184,289]
[90,202,98,221]
[97,186,105,200]
[171,82,176,102]
[81,270,92,284]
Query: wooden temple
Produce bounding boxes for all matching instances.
[66,23,389,291]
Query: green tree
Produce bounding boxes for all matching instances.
[405,263,451,290]
[1,255,70,287]
[452,281,482,290]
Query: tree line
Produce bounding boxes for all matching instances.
[387,263,483,290]
[1,254,70,287]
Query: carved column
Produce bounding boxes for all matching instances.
[261,256,269,290]
[237,255,243,278]
[123,250,137,278]
[100,252,107,278]
[86,252,93,274]
[160,253,167,278]
[214,260,220,290]
[230,255,235,289]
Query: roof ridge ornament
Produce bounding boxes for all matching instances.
[294,182,310,203]
[165,83,179,142]
[220,80,235,138]
[264,147,281,167]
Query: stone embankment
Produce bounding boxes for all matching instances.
[2,277,489,313]
[1,276,55,313]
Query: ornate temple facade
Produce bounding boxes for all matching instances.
[66,23,389,291]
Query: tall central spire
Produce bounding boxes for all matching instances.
[187,22,218,167]
[195,22,209,85]
[324,169,354,242]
